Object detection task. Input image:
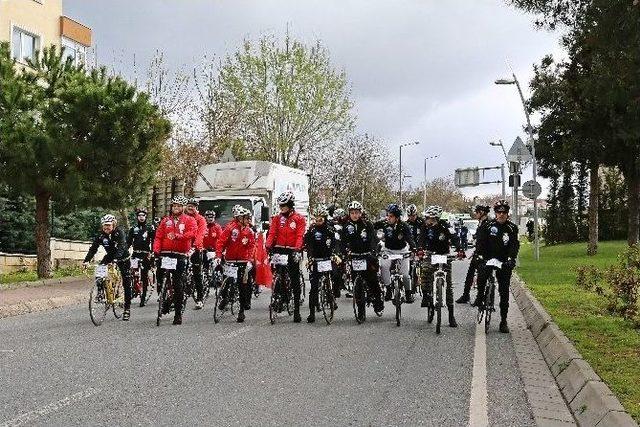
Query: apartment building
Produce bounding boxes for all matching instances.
[0,0,92,66]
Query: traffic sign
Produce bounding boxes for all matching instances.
[454,168,480,187]
[507,137,532,163]
[522,180,542,200]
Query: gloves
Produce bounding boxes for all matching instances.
[332,255,342,265]
[246,262,253,271]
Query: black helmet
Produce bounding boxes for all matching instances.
[386,203,402,218]
[493,199,510,213]
[474,205,490,214]
[204,210,216,218]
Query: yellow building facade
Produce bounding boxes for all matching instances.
[0,0,91,65]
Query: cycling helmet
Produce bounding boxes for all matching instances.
[101,214,116,225]
[386,203,402,218]
[204,210,216,218]
[474,205,490,214]
[241,207,253,217]
[135,207,147,215]
[333,208,346,218]
[406,204,418,216]
[313,204,329,218]
[186,197,199,207]
[277,191,295,206]
[171,195,188,206]
[433,205,443,216]
[424,207,439,218]
[348,201,363,211]
[494,199,510,213]
[232,204,244,218]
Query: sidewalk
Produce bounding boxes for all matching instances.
[0,277,91,318]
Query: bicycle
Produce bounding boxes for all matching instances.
[424,253,454,334]
[348,252,383,324]
[410,254,422,297]
[213,261,244,323]
[88,263,124,326]
[156,255,183,326]
[130,256,154,305]
[181,256,194,313]
[477,258,501,333]
[382,251,412,327]
[269,252,294,324]
[311,257,336,325]
[204,250,223,294]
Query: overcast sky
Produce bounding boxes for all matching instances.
[65,0,562,197]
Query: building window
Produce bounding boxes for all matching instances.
[11,27,39,63]
[61,37,87,66]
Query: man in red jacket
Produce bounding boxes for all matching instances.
[266,191,306,322]
[202,209,223,272]
[153,195,198,325]
[216,206,256,323]
[186,198,207,309]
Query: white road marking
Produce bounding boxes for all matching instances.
[1,387,99,427]
[469,321,489,427]
[0,350,14,353]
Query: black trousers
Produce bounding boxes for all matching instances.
[191,250,204,302]
[475,265,513,319]
[273,249,301,308]
[132,251,152,300]
[117,259,132,310]
[353,255,382,312]
[421,261,453,307]
[156,254,188,316]
[221,263,250,311]
[462,255,480,297]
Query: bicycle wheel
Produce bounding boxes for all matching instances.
[89,281,108,326]
[230,280,240,316]
[352,276,364,324]
[213,280,222,324]
[269,276,281,324]
[435,277,444,334]
[300,272,306,304]
[111,279,124,319]
[393,280,402,327]
[286,278,294,316]
[484,277,494,334]
[320,274,335,325]
[157,276,171,326]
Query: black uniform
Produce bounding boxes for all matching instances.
[127,222,155,304]
[460,217,490,301]
[406,218,424,249]
[332,220,347,296]
[419,221,454,306]
[341,218,383,314]
[304,223,337,315]
[475,219,520,320]
[84,227,133,310]
[374,220,416,251]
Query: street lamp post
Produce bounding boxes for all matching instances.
[423,155,439,212]
[399,141,420,207]
[489,141,507,199]
[496,73,540,260]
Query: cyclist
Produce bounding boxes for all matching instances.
[83,214,133,321]
[126,207,155,307]
[375,203,416,303]
[419,206,457,327]
[457,205,491,304]
[215,206,256,323]
[153,195,198,325]
[304,204,339,323]
[202,210,223,283]
[474,199,520,333]
[341,201,384,321]
[185,198,207,310]
[405,204,423,244]
[265,191,306,323]
[331,207,348,298]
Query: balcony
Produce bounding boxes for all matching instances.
[59,16,91,47]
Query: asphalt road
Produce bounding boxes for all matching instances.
[0,258,535,426]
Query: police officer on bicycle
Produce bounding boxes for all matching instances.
[456,205,491,305]
[474,199,519,333]
[127,207,155,307]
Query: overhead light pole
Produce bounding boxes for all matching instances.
[423,155,439,213]
[489,141,507,200]
[496,73,540,260]
[399,141,420,208]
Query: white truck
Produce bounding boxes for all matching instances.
[193,160,310,226]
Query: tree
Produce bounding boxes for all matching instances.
[404,178,469,213]
[207,33,355,167]
[0,44,171,277]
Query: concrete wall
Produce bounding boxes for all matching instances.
[0,252,38,274]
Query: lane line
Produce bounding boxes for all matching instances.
[469,321,489,427]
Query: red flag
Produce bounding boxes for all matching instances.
[254,233,273,288]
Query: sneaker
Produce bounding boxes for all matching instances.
[357,311,366,323]
[218,299,228,311]
[384,287,392,301]
[456,294,470,304]
[237,311,245,323]
[173,315,182,325]
[499,320,510,333]
[139,301,146,308]
[122,310,130,321]
[194,301,204,310]
[307,313,315,323]
[406,294,415,304]
[293,311,302,323]
[373,301,385,313]
[448,311,458,328]
[421,296,431,308]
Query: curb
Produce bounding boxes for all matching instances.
[2,275,86,290]
[512,273,637,427]
[0,293,86,318]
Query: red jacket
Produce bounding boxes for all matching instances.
[266,211,306,250]
[187,212,207,250]
[203,222,223,251]
[153,214,198,255]
[216,219,256,261]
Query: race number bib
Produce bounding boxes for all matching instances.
[271,254,289,266]
[431,255,448,265]
[486,258,503,269]
[316,260,332,272]
[161,257,178,270]
[223,264,239,279]
[351,259,367,271]
[95,265,108,279]
[130,258,140,269]
[206,251,216,260]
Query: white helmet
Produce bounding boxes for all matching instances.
[424,207,440,219]
[232,204,244,218]
[348,201,363,211]
[277,191,295,206]
[101,214,116,225]
[406,204,418,216]
[333,208,346,219]
[313,204,329,217]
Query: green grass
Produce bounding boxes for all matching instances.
[518,240,640,422]
[0,266,85,288]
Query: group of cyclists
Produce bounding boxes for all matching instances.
[83,189,519,333]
